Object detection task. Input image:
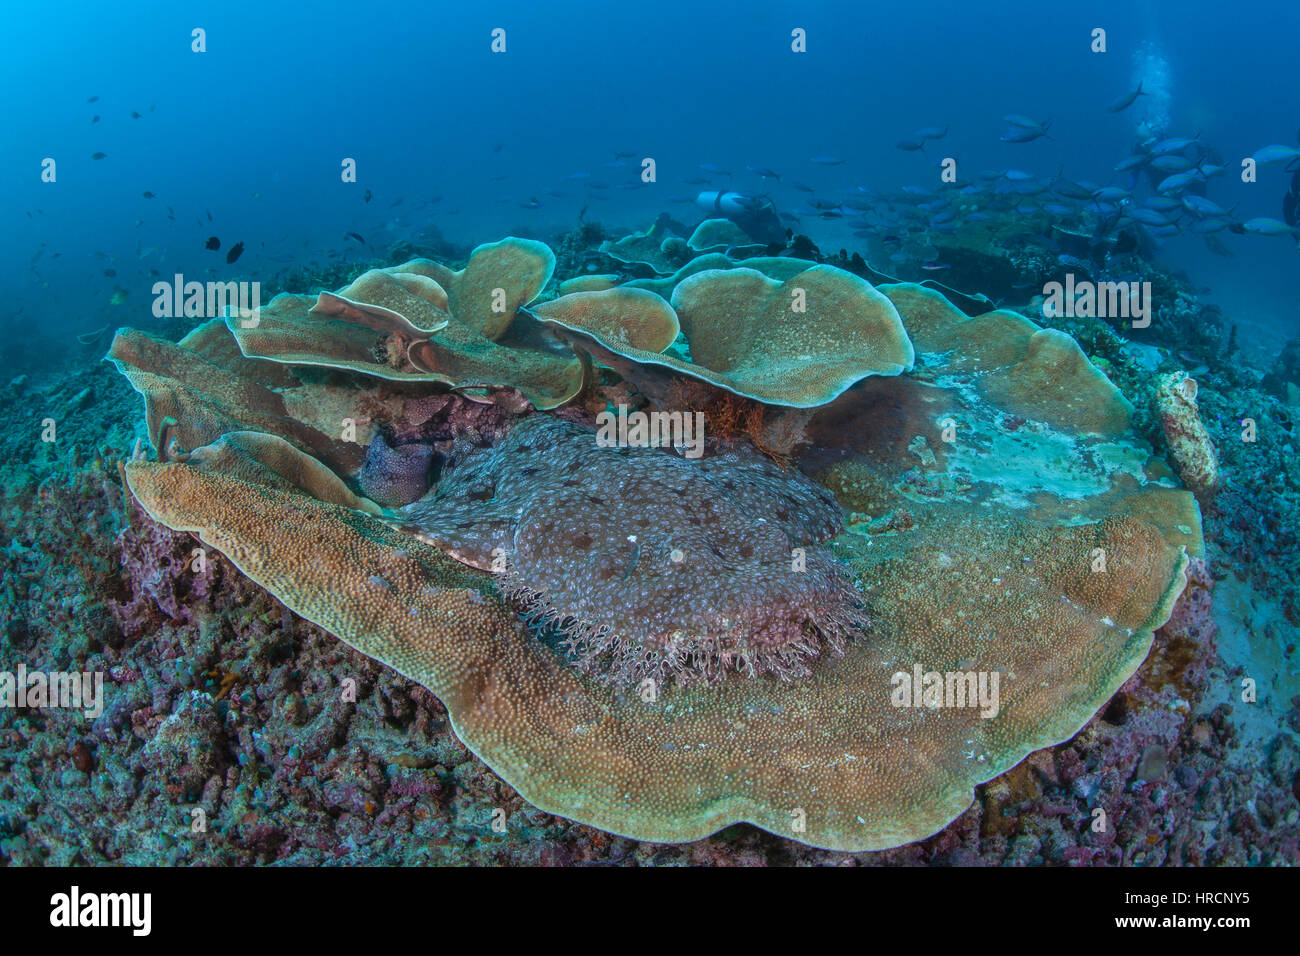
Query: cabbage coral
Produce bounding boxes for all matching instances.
[108,238,1200,851]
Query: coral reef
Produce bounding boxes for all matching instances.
[0,294,1294,862]
[95,237,1207,851]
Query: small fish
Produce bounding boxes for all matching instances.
[493,143,505,153]
[1129,207,1171,227]
[142,190,155,198]
[1251,144,1300,166]
[364,188,373,203]
[1240,217,1298,236]
[1114,153,1148,172]
[1151,135,1199,156]
[520,198,542,209]
[1001,127,1048,143]
[130,110,141,119]
[1003,169,1034,181]
[226,241,244,263]
[1003,114,1045,129]
[895,139,926,152]
[1146,196,1183,212]
[1107,82,1145,113]
[914,126,948,140]
[87,95,99,103]
[205,236,220,250]
[809,155,847,165]
[1150,155,1194,173]
[91,152,107,160]
[1156,171,1203,193]
[206,209,213,221]
[344,231,366,244]
[921,260,951,271]
[747,165,781,179]
[91,115,100,124]
[1182,195,1227,217]
[613,151,637,159]
[103,268,116,277]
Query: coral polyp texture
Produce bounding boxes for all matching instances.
[107,238,1201,851]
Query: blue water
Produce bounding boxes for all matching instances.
[4,0,1299,366]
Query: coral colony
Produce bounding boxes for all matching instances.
[103,236,1202,851]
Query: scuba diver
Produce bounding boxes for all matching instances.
[1283,164,1300,229]
[692,191,785,246]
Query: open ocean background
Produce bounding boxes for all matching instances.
[4,0,1298,369]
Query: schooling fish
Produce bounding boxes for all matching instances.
[1240,217,1298,236]
[895,139,926,152]
[91,152,106,160]
[87,95,99,103]
[1003,114,1046,129]
[130,110,141,119]
[1107,82,1145,112]
[1182,195,1227,217]
[1156,170,1204,193]
[1001,126,1049,143]
[142,191,155,198]
[1251,144,1300,166]
[91,115,99,124]
[344,231,366,244]
[226,241,244,263]
[205,236,220,250]
[364,188,373,203]
[1151,134,1200,156]
[747,164,781,179]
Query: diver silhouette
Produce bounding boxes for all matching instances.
[1284,165,1300,228]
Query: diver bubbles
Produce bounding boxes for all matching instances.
[1132,40,1173,144]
